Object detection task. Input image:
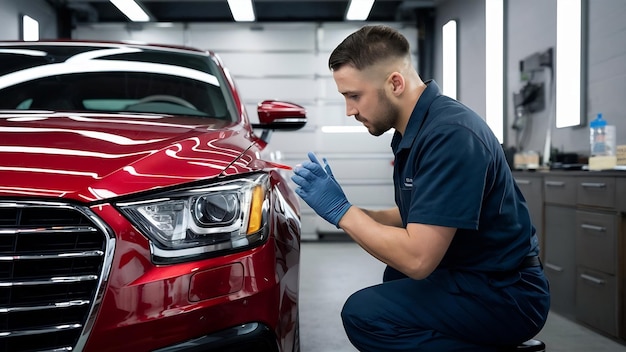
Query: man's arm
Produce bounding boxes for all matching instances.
[361,207,403,227]
[291,153,455,279]
[339,206,456,280]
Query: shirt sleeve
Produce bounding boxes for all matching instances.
[406,123,494,230]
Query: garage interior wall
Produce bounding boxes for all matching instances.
[434,0,626,161]
[71,22,417,239]
[3,0,626,237]
[0,0,57,40]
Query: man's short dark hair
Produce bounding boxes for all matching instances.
[328,25,411,71]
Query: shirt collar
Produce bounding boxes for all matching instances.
[391,79,442,153]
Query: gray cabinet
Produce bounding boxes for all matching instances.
[574,176,620,337]
[514,174,544,259]
[543,175,578,318]
[544,205,577,316]
[513,171,626,341]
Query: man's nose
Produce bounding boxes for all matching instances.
[346,104,357,117]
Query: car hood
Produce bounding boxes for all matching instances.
[0,112,269,202]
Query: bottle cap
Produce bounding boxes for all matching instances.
[590,113,606,128]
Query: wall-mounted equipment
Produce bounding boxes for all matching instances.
[511,48,552,153]
[513,81,544,115]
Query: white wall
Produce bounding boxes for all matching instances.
[505,0,626,158]
[505,0,556,155]
[433,0,486,117]
[73,22,417,239]
[0,0,57,40]
[584,0,626,155]
[40,0,626,235]
[434,0,626,161]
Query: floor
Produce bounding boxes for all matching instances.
[299,240,626,352]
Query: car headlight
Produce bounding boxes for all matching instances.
[116,173,269,263]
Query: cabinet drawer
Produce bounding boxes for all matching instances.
[544,260,575,316]
[576,267,618,337]
[577,177,615,208]
[514,175,544,241]
[618,178,626,213]
[514,175,543,195]
[544,176,576,205]
[543,205,576,316]
[575,211,617,274]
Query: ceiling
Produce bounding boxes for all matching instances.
[46,0,436,25]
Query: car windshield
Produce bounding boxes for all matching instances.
[0,43,235,121]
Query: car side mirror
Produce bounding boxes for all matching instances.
[252,100,307,143]
[253,100,307,131]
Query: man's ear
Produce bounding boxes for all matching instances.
[388,72,405,96]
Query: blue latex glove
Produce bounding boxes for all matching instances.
[291,152,352,227]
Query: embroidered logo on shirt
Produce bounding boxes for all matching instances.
[404,177,413,188]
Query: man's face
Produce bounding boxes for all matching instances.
[332,65,400,136]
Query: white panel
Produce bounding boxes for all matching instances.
[343,184,395,207]
[300,213,319,240]
[307,104,350,126]
[73,25,129,41]
[314,52,334,76]
[318,24,365,52]
[75,24,187,45]
[277,154,394,180]
[318,23,418,54]
[262,130,317,155]
[235,77,317,101]
[318,132,394,153]
[218,52,318,76]
[187,23,317,51]
[320,76,344,101]
[319,157,394,180]
[125,26,187,45]
[298,184,395,211]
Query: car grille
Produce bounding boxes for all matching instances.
[0,201,114,352]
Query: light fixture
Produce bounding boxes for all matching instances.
[555,0,584,128]
[227,0,256,22]
[485,0,504,143]
[22,15,39,41]
[346,0,375,21]
[442,19,457,100]
[109,0,150,22]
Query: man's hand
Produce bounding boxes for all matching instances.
[291,152,352,227]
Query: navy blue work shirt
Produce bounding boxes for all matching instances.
[391,80,538,273]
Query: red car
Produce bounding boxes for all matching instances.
[0,41,306,352]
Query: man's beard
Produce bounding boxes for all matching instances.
[364,89,399,137]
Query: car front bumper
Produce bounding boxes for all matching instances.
[154,322,279,352]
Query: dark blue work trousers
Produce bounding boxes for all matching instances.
[341,265,550,351]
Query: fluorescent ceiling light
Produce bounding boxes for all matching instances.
[110,0,150,22]
[442,20,457,100]
[22,15,39,41]
[485,0,504,143]
[227,0,256,22]
[555,0,583,128]
[346,0,375,21]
